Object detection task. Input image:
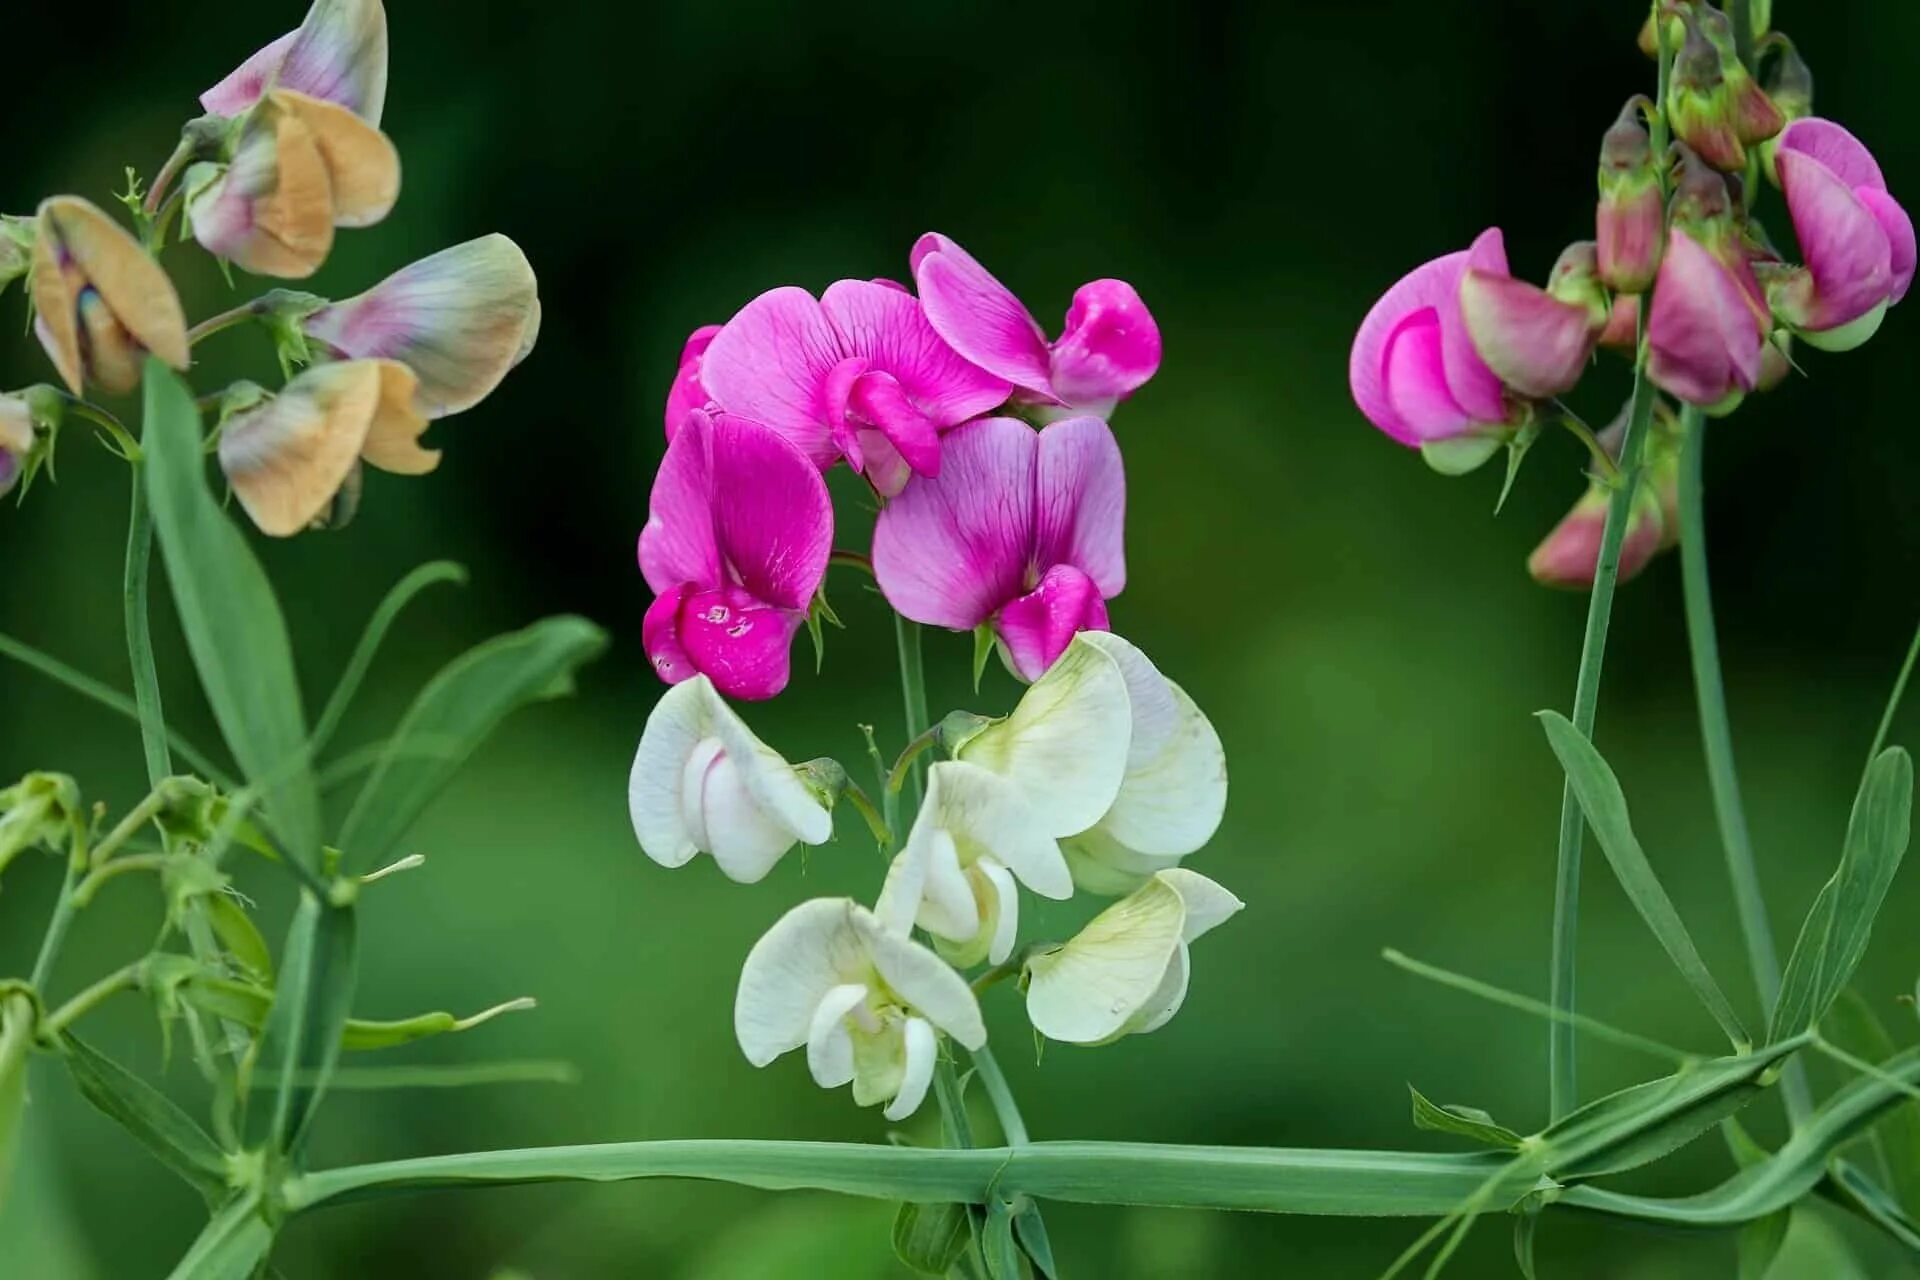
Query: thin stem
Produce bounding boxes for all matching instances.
[144,136,197,216]
[1552,410,1622,484]
[63,397,142,460]
[90,785,177,869]
[28,842,87,992]
[893,616,932,812]
[1676,405,1808,1124]
[970,1045,1030,1146]
[42,961,145,1036]
[1866,620,1920,770]
[187,300,263,347]
[125,462,172,788]
[828,549,876,578]
[886,726,942,796]
[73,853,170,907]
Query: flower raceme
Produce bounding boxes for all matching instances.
[201,0,390,125]
[29,197,190,396]
[873,416,1126,682]
[910,232,1163,416]
[698,280,1010,497]
[639,410,834,701]
[735,899,986,1121]
[629,676,834,884]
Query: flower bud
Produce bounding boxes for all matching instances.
[302,236,540,419]
[1528,410,1680,591]
[1637,1,1690,59]
[29,197,190,396]
[0,397,33,499]
[187,89,399,280]
[0,772,81,879]
[1694,5,1784,147]
[1667,14,1746,172]
[1756,36,1814,186]
[1596,100,1665,293]
[202,0,389,125]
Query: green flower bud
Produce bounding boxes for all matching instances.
[0,773,81,880]
[1667,12,1747,172]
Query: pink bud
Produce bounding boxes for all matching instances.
[1528,468,1673,590]
[1596,99,1665,293]
[1667,15,1746,172]
[1647,228,1765,409]
[1048,279,1162,413]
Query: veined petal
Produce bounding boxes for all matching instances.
[664,324,721,437]
[1856,188,1916,304]
[1777,118,1888,193]
[1033,416,1127,597]
[1350,250,1476,443]
[358,359,436,474]
[883,1016,939,1121]
[996,564,1111,683]
[920,761,1072,900]
[902,825,980,943]
[843,370,942,479]
[1458,269,1597,399]
[1777,146,1894,329]
[1074,634,1227,858]
[1128,942,1191,1035]
[700,286,845,466]
[270,90,399,229]
[1648,230,1763,404]
[806,983,868,1088]
[638,410,723,594]
[303,235,542,418]
[1061,827,1186,896]
[33,197,189,389]
[1380,310,1473,442]
[218,361,381,537]
[202,30,299,117]
[978,860,1021,967]
[821,279,1011,426]
[1439,227,1513,422]
[700,679,834,848]
[705,413,834,610]
[872,416,1037,630]
[1160,868,1245,943]
[1024,873,1186,1045]
[735,899,873,1067]
[855,908,985,1050]
[186,101,334,279]
[957,634,1132,837]
[274,0,389,123]
[628,677,712,868]
[701,756,808,884]
[911,232,1054,395]
[1048,278,1162,410]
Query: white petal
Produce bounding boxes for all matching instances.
[1060,828,1185,897]
[703,756,806,884]
[978,859,1021,966]
[922,761,1072,901]
[805,982,868,1088]
[735,899,871,1066]
[701,682,834,846]
[1129,942,1192,1036]
[1076,634,1227,857]
[679,736,724,853]
[873,849,924,936]
[912,826,982,944]
[1158,869,1244,942]
[883,1015,939,1121]
[628,678,710,868]
[1024,874,1185,1045]
[957,637,1132,837]
[854,908,986,1050]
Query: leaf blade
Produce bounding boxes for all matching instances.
[309,560,468,756]
[243,894,358,1155]
[60,1032,228,1200]
[1407,1086,1524,1151]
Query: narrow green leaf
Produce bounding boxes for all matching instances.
[1407,1086,1523,1151]
[1511,1210,1538,1280]
[337,615,608,869]
[892,1201,970,1276]
[309,561,468,756]
[1012,1196,1058,1279]
[1827,1158,1920,1253]
[60,1033,227,1199]
[1824,989,1920,1218]
[244,894,357,1154]
[142,361,320,866]
[1724,1117,1790,1280]
[1538,710,1750,1049]
[1771,748,1914,1042]
[981,1199,1022,1279]
[163,1191,273,1280]
[182,973,531,1054]
[245,1061,577,1091]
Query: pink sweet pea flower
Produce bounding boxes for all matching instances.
[201,0,389,125]
[1767,117,1915,351]
[663,324,721,438]
[700,282,1010,496]
[873,416,1125,682]
[911,233,1161,416]
[639,410,833,701]
[1647,228,1765,409]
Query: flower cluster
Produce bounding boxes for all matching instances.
[1348,2,1906,587]
[631,239,1238,1119]
[3,0,540,536]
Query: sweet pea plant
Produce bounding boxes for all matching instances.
[3,1,1918,1277]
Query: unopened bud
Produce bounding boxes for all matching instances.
[1596,100,1665,293]
[1757,35,1814,185]
[1667,13,1746,172]
[1527,471,1671,591]
[1694,5,1784,147]
[1636,1,1692,59]
[0,773,81,878]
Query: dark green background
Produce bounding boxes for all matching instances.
[2,2,1916,1276]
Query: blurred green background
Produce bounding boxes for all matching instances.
[3,1,1918,1276]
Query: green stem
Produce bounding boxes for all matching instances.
[970,1045,1030,1146]
[186,300,263,348]
[893,616,932,812]
[28,855,84,992]
[125,462,172,788]
[42,961,145,1036]
[72,853,170,907]
[1676,406,1809,1125]
[1866,620,1920,770]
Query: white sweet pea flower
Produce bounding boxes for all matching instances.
[1024,869,1242,1045]
[875,761,1074,967]
[736,898,986,1120]
[1059,633,1227,895]
[629,676,832,883]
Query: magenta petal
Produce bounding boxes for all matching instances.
[847,370,943,479]
[664,324,721,439]
[1458,269,1596,399]
[996,566,1111,682]
[701,286,844,468]
[1047,279,1162,410]
[675,585,806,702]
[1380,310,1473,443]
[1857,188,1916,304]
[1778,149,1894,328]
[1438,227,1512,423]
[642,585,699,687]
[911,233,1054,397]
[1350,246,1477,442]
[201,31,298,116]
[1647,231,1762,404]
[857,430,915,499]
[704,413,834,611]
[820,279,1010,426]
[638,411,724,595]
[1032,416,1126,599]
[1778,118,1888,193]
[873,416,1037,630]
[822,355,870,470]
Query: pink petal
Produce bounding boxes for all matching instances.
[701,287,845,468]
[1457,269,1596,399]
[1379,311,1471,443]
[201,31,298,116]
[911,233,1054,397]
[873,416,1037,630]
[275,0,390,123]
[1047,279,1162,410]
[642,585,699,687]
[819,279,1010,426]
[1032,416,1126,598]
[856,430,915,499]
[1439,227,1512,424]
[638,410,723,594]
[846,370,942,478]
[1778,148,1893,329]
[996,566,1111,682]
[1647,231,1762,405]
[1778,118,1887,193]
[1857,188,1916,304]
[664,324,721,439]
[704,413,834,611]
[1350,245,1479,442]
[674,585,807,702]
